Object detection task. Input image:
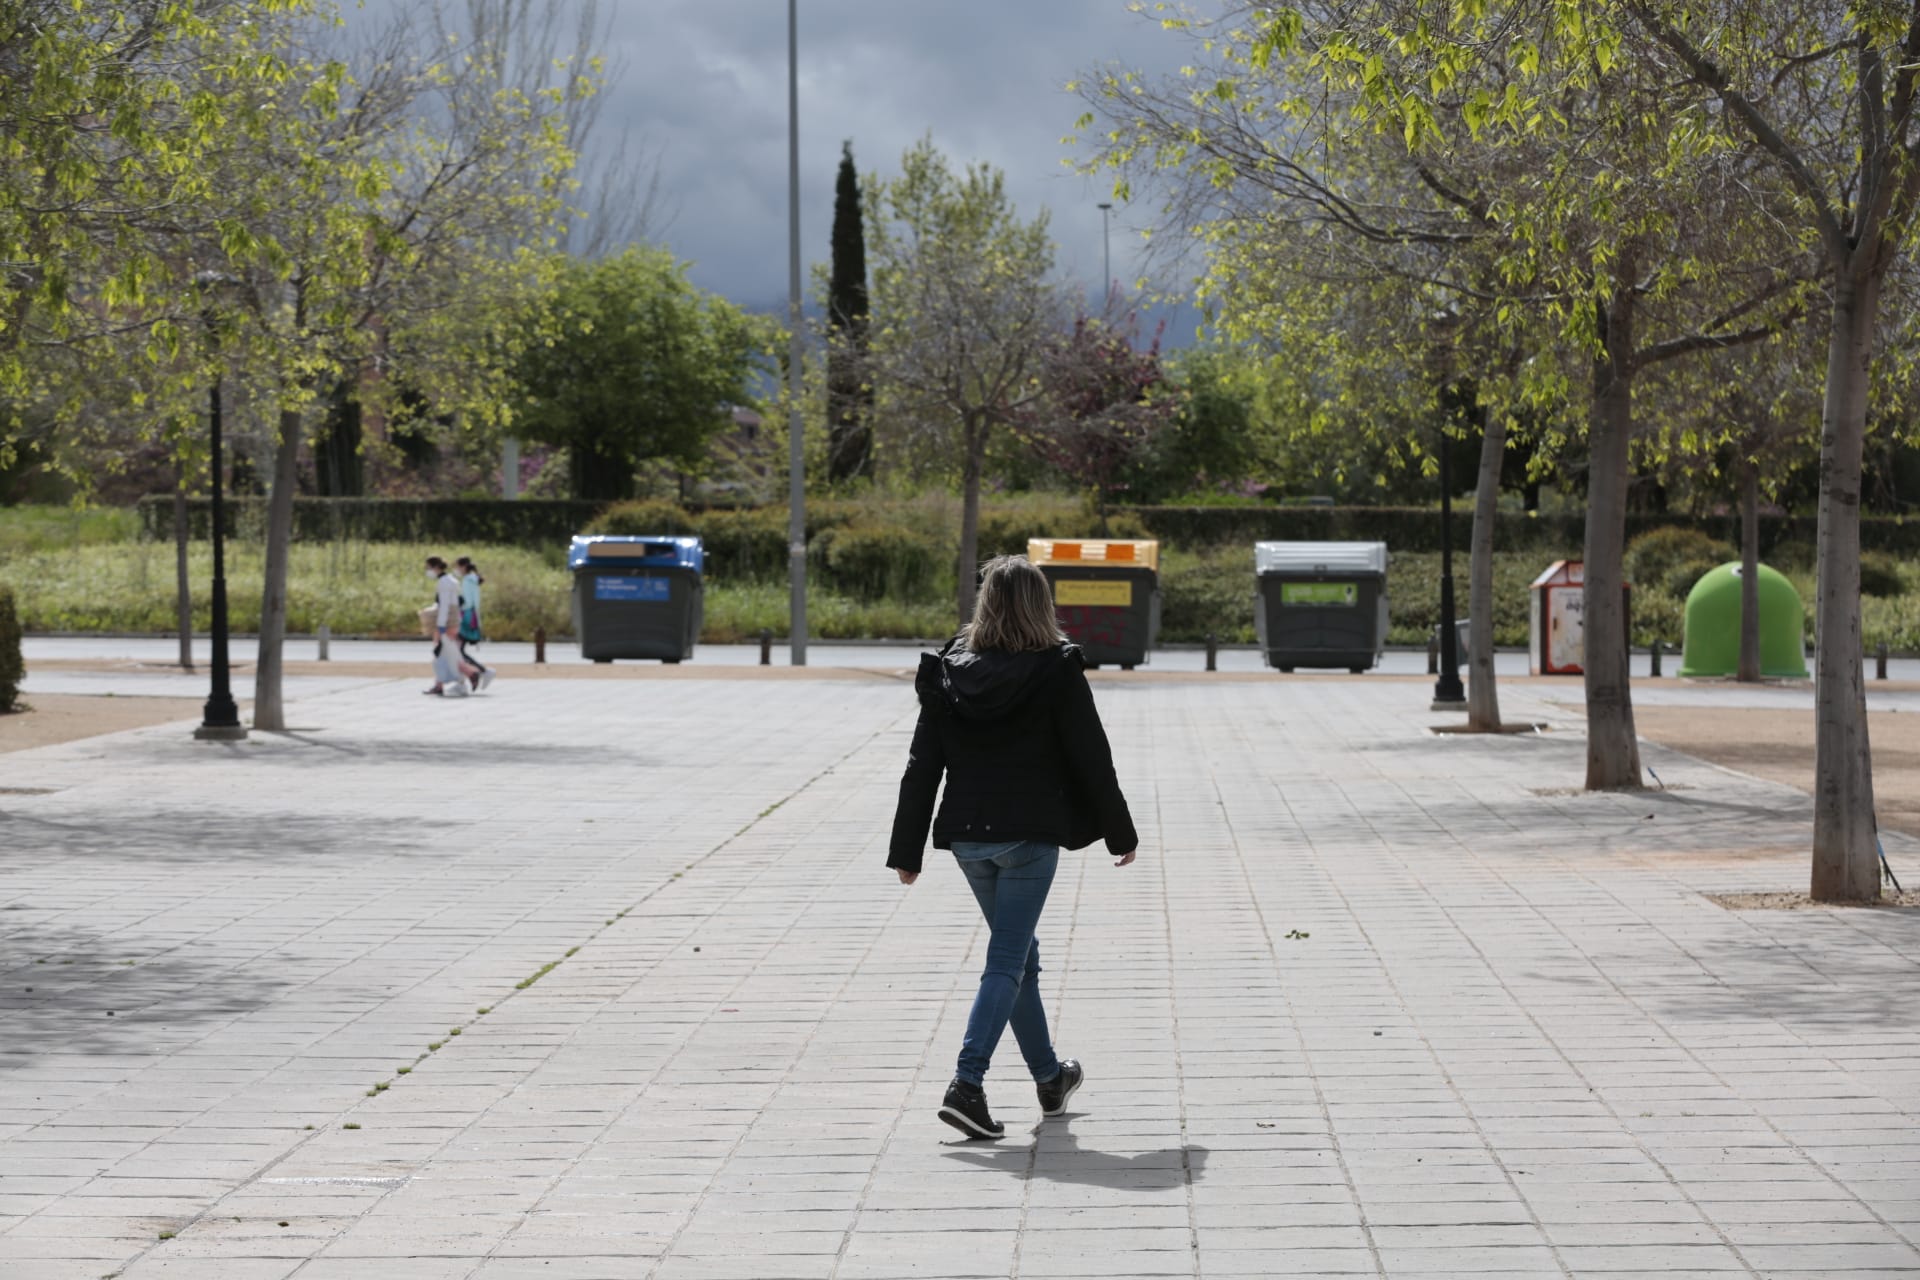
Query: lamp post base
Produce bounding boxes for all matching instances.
[1430,696,1467,712]
[193,723,248,742]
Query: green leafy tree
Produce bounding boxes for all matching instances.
[865,137,1060,623]
[200,0,589,730]
[1121,346,1265,503]
[511,246,773,501]
[1613,0,1920,901]
[1077,2,1811,755]
[0,1,315,470]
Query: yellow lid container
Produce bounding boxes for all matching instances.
[1026,538,1160,572]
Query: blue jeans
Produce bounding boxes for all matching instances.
[952,840,1062,1088]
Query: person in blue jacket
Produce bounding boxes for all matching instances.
[890,554,1139,1140]
[454,556,494,692]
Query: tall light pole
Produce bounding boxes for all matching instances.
[785,0,807,666]
[193,271,246,741]
[1097,201,1113,305]
[1432,419,1466,710]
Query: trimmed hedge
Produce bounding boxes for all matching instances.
[137,495,1920,558]
[0,584,21,712]
[138,497,607,546]
[1125,505,1897,555]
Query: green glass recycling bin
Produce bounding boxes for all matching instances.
[569,535,704,663]
[1677,562,1809,678]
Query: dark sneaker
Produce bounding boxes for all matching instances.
[938,1079,1003,1140]
[1037,1059,1083,1117]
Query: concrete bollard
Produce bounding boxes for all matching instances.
[1205,632,1217,672]
[316,623,330,662]
[534,626,546,664]
[1649,638,1662,678]
[760,628,772,666]
[1877,641,1889,681]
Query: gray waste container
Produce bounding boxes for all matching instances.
[1254,541,1389,673]
[569,535,704,663]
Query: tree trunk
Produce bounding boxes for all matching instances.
[1809,271,1879,902]
[1736,454,1761,683]
[1466,409,1505,731]
[826,352,873,483]
[1583,278,1643,790]
[252,407,302,732]
[316,378,363,496]
[569,438,637,501]
[956,426,984,626]
[173,466,193,672]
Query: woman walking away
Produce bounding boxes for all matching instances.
[424,556,477,697]
[455,556,495,691]
[889,555,1138,1140]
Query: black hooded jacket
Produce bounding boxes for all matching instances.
[887,639,1138,874]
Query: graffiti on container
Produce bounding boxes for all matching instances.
[1058,605,1129,649]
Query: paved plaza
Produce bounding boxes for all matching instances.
[2,658,1918,1279]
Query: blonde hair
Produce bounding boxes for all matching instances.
[963,555,1067,653]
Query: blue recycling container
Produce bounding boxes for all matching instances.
[568,535,704,663]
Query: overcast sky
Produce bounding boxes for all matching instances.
[556,0,1198,328]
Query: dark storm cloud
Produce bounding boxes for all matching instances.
[597,0,1195,319]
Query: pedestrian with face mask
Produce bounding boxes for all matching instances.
[454,556,494,692]
[424,556,477,697]
[889,554,1139,1140]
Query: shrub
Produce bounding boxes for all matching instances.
[1663,556,1726,599]
[1158,550,1257,643]
[700,581,952,642]
[973,511,1033,560]
[1864,592,1920,653]
[816,523,946,602]
[1380,550,1550,647]
[590,499,696,537]
[0,584,20,712]
[975,504,1153,560]
[476,575,571,642]
[1624,526,1729,594]
[1860,551,1906,598]
[694,507,789,582]
[802,499,862,539]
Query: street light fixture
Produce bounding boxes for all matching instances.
[1097,202,1113,305]
[192,270,246,742]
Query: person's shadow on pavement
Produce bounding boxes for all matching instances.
[942,1125,1209,1191]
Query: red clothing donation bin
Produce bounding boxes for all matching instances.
[1529,559,1631,675]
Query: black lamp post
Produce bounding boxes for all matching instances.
[193,274,246,741]
[1432,421,1466,709]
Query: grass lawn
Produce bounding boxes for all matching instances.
[0,537,961,643]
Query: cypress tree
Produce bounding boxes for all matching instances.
[826,140,873,481]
